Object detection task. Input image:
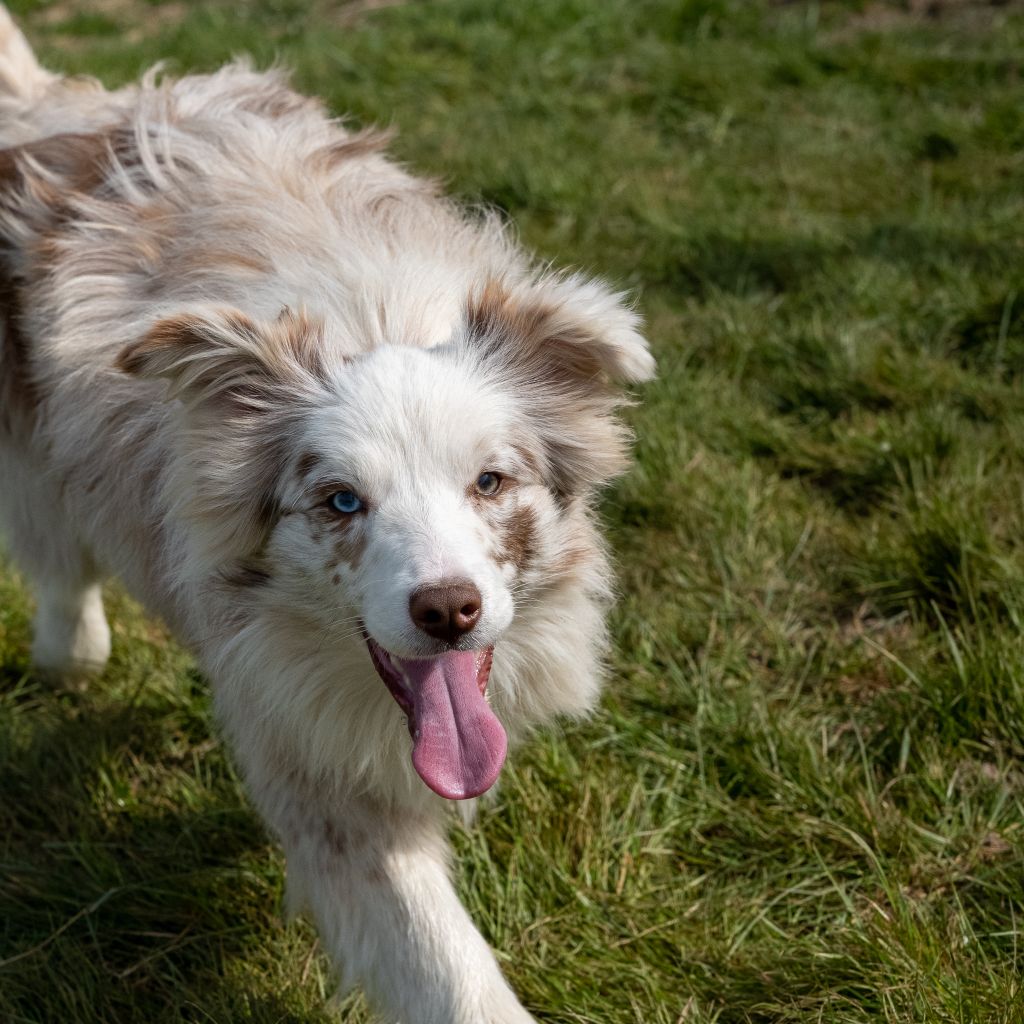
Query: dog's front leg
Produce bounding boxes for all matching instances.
[257,772,536,1024]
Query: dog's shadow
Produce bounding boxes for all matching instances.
[0,651,359,1022]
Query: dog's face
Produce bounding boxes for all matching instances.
[273,347,547,798]
[285,345,528,658]
[119,277,653,797]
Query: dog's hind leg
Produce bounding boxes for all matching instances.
[0,3,105,678]
[0,449,111,679]
[30,574,110,679]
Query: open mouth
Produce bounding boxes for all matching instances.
[362,628,507,800]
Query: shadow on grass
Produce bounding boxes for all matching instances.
[0,671,328,1022]
[657,224,1019,300]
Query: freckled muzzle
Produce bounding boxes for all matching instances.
[363,628,506,799]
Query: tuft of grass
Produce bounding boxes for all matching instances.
[3,1,1024,1021]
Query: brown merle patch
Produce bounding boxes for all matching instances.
[309,501,367,572]
[0,139,76,430]
[0,127,195,431]
[0,259,35,432]
[331,523,366,572]
[497,504,538,572]
[470,475,538,571]
[309,127,393,171]
[466,278,551,348]
[0,131,111,210]
[0,129,163,244]
[466,277,615,384]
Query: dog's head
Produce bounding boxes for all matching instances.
[118,275,653,798]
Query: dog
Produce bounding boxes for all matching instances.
[0,8,653,1021]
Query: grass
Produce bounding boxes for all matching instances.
[2,0,1024,1020]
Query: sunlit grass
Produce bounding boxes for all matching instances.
[2,1,1024,1021]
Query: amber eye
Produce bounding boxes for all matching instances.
[475,472,502,496]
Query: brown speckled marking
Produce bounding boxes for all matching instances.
[309,501,367,572]
[0,136,111,431]
[466,276,616,385]
[1,129,199,430]
[310,503,366,571]
[309,127,393,173]
[547,505,603,582]
[331,572,341,586]
[500,505,537,572]
[0,258,34,432]
[332,526,365,572]
[273,308,330,386]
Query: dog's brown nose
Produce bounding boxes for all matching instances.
[409,582,482,644]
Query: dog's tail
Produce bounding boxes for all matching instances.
[0,5,54,102]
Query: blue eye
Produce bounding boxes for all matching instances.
[476,472,502,496]
[330,490,363,514]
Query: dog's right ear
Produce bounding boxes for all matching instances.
[117,307,326,410]
[466,276,654,499]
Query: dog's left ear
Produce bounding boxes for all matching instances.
[116,306,325,410]
[115,307,326,579]
[467,275,654,497]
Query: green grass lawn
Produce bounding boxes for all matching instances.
[3,0,1024,1020]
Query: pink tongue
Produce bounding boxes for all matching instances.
[395,650,507,800]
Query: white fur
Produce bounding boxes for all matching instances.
[0,11,652,1022]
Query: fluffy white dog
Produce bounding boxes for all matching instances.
[0,8,653,1021]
